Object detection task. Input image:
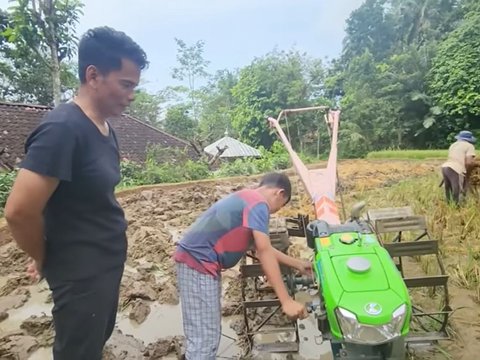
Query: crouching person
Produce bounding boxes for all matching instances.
[441,130,476,205]
[173,172,311,360]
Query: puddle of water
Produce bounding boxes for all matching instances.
[218,315,244,358]
[118,302,183,345]
[28,347,52,360]
[118,301,242,357]
[2,270,331,360]
[0,284,51,334]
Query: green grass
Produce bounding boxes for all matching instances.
[366,149,448,160]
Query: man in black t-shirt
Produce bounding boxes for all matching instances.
[5,27,148,360]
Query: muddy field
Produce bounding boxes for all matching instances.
[0,159,479,359]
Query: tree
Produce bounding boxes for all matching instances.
[0,47,78,104]
[231,49,329,151]
[328,0,467,153]
[171,38,210,122]
[390,0,460,49]
[428,11,480,130]
[127,89,165,127]
[197,69,238,142]
[342,0,396,62]
[162,104,198,141]
[2,0,83,105]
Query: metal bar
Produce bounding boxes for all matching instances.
[367,207,414,221]
[254,342,299,353]
[285,215,308,237]
[249,326,297,335]
[252,306,282,333]
[413,231,429,242]
[240,257,253,352]
[411,313,431,333]
[240,263,292,278]
[243,299,282,308]
[375,216,427,233]
[279,106,329,115]
[411,311,451,318]
[406,332,449,343]
[383,240,439,257]
[403,275,448,288]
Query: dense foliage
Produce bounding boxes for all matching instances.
[118,141,307,187]
[118,0,480,156]
[0,0,478,182]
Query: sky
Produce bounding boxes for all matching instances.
[0,0,364,93]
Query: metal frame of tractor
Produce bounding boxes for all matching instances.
[367,206,452,345]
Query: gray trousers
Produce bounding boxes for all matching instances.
[442,167,464,205]
[176,262,222,360]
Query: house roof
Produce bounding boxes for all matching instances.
[204,131,261,158]
[0,101,196,169]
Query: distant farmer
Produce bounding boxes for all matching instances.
[174,172,311,360]
[441,130,476,205]
[5,27,147,360]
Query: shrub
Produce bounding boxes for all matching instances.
[119,153,211,187]
[118,140,316,187]
[214,141,320,178]
[0,170,16,213]
[120,159,144,187]
[182,160,211,181]
[215,158,260,177]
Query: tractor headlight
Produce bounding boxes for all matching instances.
[335,304,407,345]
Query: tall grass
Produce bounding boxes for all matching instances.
[366,149,448,160]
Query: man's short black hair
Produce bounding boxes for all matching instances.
[259,172,292,203]
[78,26,148,83]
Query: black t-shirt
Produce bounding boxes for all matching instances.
[20,102,128,283]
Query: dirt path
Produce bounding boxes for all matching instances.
[3,159,478,360]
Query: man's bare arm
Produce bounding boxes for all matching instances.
[5,169,59,267]
[273,247,303,269]
[253,230,308,319]
[253,230,291,303]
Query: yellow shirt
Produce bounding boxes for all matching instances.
[442,140,476,175]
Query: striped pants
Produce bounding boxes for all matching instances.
[176,262,222,360]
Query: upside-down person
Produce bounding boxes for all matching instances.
[173,172,311,360]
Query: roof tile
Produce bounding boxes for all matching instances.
[0,102,197,168]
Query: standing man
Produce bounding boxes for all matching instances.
[441,130,476,205]
[174,172,311,360]
[5,27,147,359]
